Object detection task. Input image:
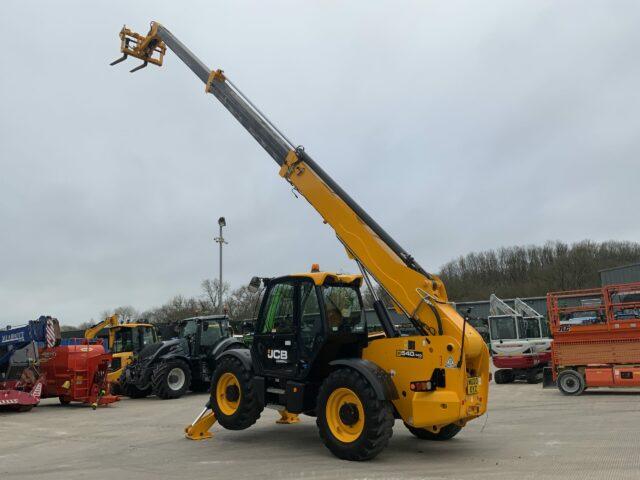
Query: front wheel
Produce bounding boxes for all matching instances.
[404,422,462,441]
[210,356,262,430]
[557,369,585,396]
[151,359,191,399]
[317,368,394,461]
[122,382,152,399]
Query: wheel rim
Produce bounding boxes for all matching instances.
[560,374,580,393]
[326,387,365,443]
[167,367,186,391]
[216,372,241,415]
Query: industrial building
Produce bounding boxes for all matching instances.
[599,262,640,286]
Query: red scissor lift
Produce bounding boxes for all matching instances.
[545,282,640,395]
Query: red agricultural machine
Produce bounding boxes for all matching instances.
[544,282,640,395]
[39,339,119,408]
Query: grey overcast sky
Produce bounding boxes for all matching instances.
[1,1,639,327]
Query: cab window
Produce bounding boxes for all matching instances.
[200,321,223,347]
[180,320,198,338]
[322,284,364,334]
[262,283,295,334]
[518,317,541,339]
[490,316,517,340]
[113,329,134,353]
[300,282,322,349]
[139,327,157,348]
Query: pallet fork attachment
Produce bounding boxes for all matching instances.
[184,402,217,440]
[110,25,166,73]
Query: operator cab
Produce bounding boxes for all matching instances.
[178,315,231,356]
[251,269,366,381]
[488,314,520,343]
[112,325,158,354]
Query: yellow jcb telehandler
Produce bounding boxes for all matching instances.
[112,22,490,460]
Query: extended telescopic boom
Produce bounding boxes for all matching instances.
[111,22,484,356]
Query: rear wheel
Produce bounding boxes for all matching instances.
[557,369,585,396]
[152,359,192,399]
[210,357,262,430]
[494,369,515,384]
[404,422,462,441]
[317,369,394,461]
[59,397,71,405]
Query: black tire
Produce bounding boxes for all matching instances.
[526,369,542,384]
[317,368,394,461]
[151,359,192,400]
[494,369,515,384]
[557,369,585,396]
[122,382,152,399]
[404,422,462,441]
[210,356,262,430]
[59,397,71,405]
[110,382,123,396]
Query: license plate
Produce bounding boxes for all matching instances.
[467,377,480,395]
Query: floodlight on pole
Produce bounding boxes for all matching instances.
[214,217,228,311]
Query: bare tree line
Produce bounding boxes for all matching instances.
[73,239,640,329]
[83,279,262,329]
[438,240,640,301]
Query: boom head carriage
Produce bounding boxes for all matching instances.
[110,23,166,72]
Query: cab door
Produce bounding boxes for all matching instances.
[252,281,299,378]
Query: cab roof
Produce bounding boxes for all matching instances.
[290,271,362,286]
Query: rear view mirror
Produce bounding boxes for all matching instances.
[248,276,261,293]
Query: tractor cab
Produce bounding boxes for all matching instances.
[177,315,232,358]
[111,324,158,354]
[251,269,365,382]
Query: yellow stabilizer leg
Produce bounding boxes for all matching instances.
[185,406,217,440]
[276,409,300,424]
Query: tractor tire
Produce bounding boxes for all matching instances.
[557,369,585,396]
[151,359,192,400]
[494,369,515,384]
[526,369,542,384]
[122,382,152,399]
[404,422,462,441]
[317,368,394,461]
[210,356,262,430]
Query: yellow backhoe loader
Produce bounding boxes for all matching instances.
[112,22,490,460]
[84,315,158,392]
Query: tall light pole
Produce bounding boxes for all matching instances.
[214,216,227,312]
